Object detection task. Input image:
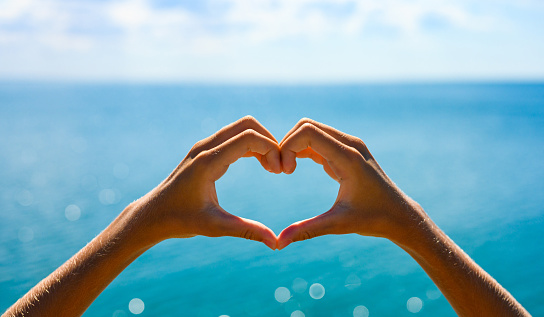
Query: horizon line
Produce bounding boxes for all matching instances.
[1,78,544,86]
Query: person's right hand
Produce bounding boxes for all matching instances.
[277,118,427,249]
[128,116,280,250]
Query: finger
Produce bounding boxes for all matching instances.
[212,210,278,250]
[191,116,278,157]
[277,210,340,250]
[280,123,359,177]
[295,148,337,180]
[243,151,272,172]
[295,148,325,165]
[280,118,372,159]
[280,148,321,176]
[203,129,281,179]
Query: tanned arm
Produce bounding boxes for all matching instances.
[277,118,530,317]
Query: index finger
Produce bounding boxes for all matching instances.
[202,129,281,180]
[281,118,372,160]
[281,123,359,178]
[191,116,278,158]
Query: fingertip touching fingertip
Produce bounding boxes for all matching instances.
[262,238,277,250]
[285,167,296,174]
[271,162,282,174]
[281,162,296,174]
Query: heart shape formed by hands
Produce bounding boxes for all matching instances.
[145,116,420,252]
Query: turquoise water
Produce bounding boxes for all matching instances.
[1,83,543,316]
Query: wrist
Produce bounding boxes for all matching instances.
[108,198,163,253]
[389,205,448,268]
[386,199,438,253]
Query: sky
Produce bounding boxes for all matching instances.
[0,0,543,83]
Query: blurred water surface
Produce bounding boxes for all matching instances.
[1,83,543,316]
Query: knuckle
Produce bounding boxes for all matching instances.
[240,128,259,141]
[345,145,359,156]
[189,140,205,157]
[352,137,368,150]
[300,122,317,134]
[239,115,258,126]
[240,229,254,240]
[195,150,214,165]
[298,117,314,125]
[242,115,256,121]
[345,146,363,162]
[298,230,316,241]
[189,134,219,157]
[348,138,372,160]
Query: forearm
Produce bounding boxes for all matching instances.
[393,207,530,317]
[3,203,155,317]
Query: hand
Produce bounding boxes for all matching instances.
[131,116,281,250]
[275,119,531,317]
[277,118,426,249]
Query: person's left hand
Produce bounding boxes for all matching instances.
[128,116,281,250]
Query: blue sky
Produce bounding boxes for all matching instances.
[1,0,543,82]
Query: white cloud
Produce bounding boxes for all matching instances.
[109,0,151,30]
[0,0,542,81]
[0,0,32,21]
[0,0,97,51]
[0,0,498,53]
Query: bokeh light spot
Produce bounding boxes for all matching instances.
[353,305,369,317]
[345,273,361,290]
[426,289,441,300]
[65,204,81,221]
[16,189,34,206]
[291,310,305,317]
[99,189,119,205]
[112,310,127,317]
[407,297,423,313]
[128,298,144,314]
[292,278,308,293]
[309,283,325,299]
[275,286,291,303]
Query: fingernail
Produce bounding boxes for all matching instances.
[263,239,276,250]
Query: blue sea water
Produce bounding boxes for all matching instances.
[0,83,543,316]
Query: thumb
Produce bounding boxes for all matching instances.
[277,210,340,250]
[213,210,278,250]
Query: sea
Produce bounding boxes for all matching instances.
[0,83,543,316]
